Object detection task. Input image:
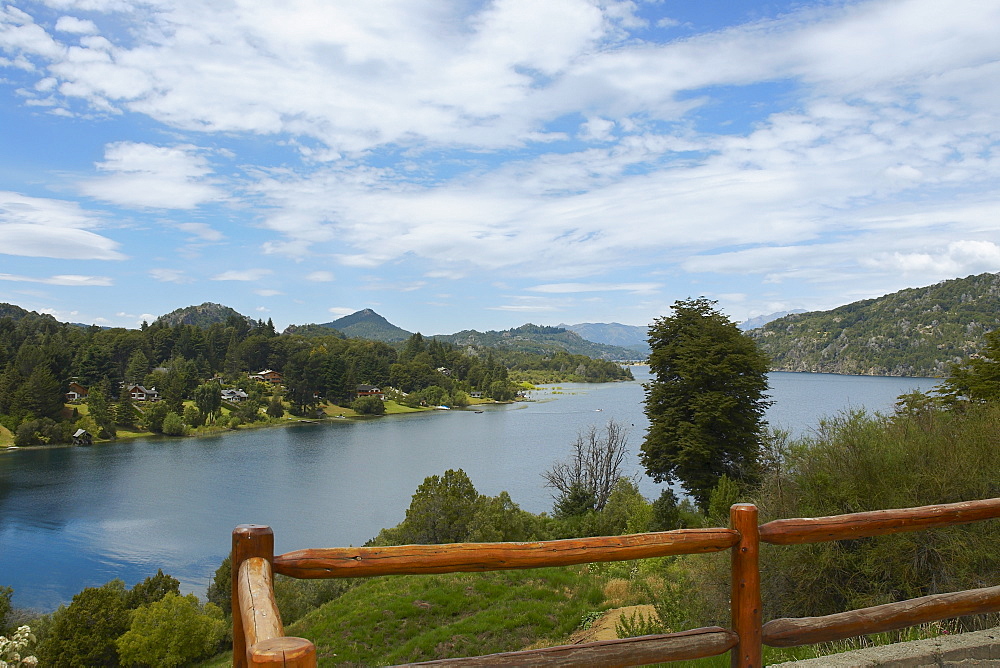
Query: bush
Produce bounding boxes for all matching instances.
[116,593,225,667]
[756,406,1000,621]
[161,412,186,437]
[351,395,385,415]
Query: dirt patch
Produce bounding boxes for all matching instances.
[566,605,658,644]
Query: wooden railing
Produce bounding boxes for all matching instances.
[231,497,1000,667]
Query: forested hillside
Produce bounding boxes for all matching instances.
[750,272,1000,376]
[0,303,631,446]
[438,324,639,361]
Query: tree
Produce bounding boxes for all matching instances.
[396,469,480,544]
[86,379,116,439]
[193,382,222,424]
[0,585,12,635]
[39,580,129,667]
[938,329,1000,403]
[641,298,771,509]
[116,593,225,668]
[161,411,186,436]
[266,394,285,419]
[543,419,631,515]
[127,569,179,609]
[352,395,385,415]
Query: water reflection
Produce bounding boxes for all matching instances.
[1,369,938,610]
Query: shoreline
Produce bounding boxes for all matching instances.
[1,397,518,454]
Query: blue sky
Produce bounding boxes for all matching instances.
[2,0,999,334]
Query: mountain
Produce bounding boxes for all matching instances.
[437,324,640,360]
[750,272,1000,377]
[0,303,63,326]
[738,310,806,331]
[306,308,414,342]
[558,322,649,354]
[156,302,255,328]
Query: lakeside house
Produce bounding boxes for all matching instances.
[251,369,283,385]
[66,381,88,402]
[124,384,159,402]
[356,384,385,400]
[222,388,249,402]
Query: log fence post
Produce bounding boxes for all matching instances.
[730,503,762,668]
[233,525,275,668]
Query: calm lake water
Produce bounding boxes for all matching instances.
[0,369,938,610]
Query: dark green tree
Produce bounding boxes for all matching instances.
[87,379,116,439]
[39,580,130,667]
[127,569,180,609]
[397,469,480,544]
[193,382,222,424]
[938,329,1000,403]
[641,298,771,509]
[266,394,285,419]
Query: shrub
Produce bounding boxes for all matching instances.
[161,412,186,436]
[116,593,225,667]
[351,395,385,415]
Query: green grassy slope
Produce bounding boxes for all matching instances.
[286,568,605,666]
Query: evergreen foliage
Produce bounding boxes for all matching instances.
[751,272,1000,376]
[642,298,771,509]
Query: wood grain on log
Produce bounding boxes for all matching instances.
[272,529,740,579]
[233,525,275,668]
[396,627,738,667]
[249,637,318,668]
[762,584,1000,647]
[730,504,762,668]
[238,557,285,661]
[759,497,1000,546]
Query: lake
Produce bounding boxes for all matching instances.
[0,369,939,610]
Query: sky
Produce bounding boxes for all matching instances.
[1,0,999,335]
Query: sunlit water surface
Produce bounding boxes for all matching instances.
[0,368,938,609]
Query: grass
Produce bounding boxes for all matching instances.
[285,567,606,666]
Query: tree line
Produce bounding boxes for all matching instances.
[0,306,631,446]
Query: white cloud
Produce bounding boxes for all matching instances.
[54,16,98,34]
[255,289,282,297]
[80,142,221,209]
[212,269,272,281]
[529,282,661,294]
[0,191,124,259]
[149,268,191,283]
[177,222,223,241]
[327,307,357,317]
[306,271,335,282]
[0,273,112,285]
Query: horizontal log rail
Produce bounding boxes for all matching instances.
[401,627,738,667]
[272,529,739,579]
[759,497,1000,545]
[763,584,1000,647]
[233,496,1000,668]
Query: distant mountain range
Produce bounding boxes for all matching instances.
[737,310,807,331]
[8,272,999,373]
[751,272,1000,377]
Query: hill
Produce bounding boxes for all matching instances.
[559,322,650,357]
[0,302,60,325]
[155,302,254,328]
[750,272,1000,377]
[436,324,640,361]
[294,308,414,342]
